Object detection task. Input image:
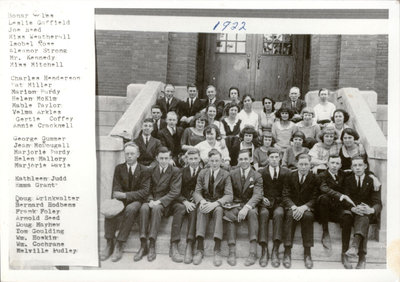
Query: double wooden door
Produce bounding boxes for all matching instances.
[203,34,309,102]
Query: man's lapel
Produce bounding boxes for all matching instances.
[204,170,210,192]
[214,169,223,192]
[242,169,254,194]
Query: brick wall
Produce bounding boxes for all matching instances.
[375,35,388,104]
[166,33,199,86]
[96,31,169,96]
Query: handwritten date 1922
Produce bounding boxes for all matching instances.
[213,21,246,32]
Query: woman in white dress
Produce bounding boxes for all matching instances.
[237,94,259,131]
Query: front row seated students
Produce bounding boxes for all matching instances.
[134,118,161,168]
[193,149,233,267]
[282,153,319,269]
[343,156,382,269]
[101,142,150,262]
[224,149,263,267]
[134,146,184,262]
[177,148,202,264]
[258,148,290,267]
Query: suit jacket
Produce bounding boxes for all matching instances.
[281,99,307,115]
[133,134,161,167]
[318,169,346,201]
[343,173,382,216]
[156,97,181,118]
[229,167,263,208]
[205,98,225,120]
[282,171,319,210]
[148,164,182,207]
[178,98,206,118]
[111,162,150,204]
[177,166,201,203]
[151,119,167,138]
[193,168,233,204]
[157,126,184,157]
[258,166,290,208]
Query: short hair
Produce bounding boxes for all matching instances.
[341,128,360,141]
[318,88,329,96]
[291,131,306,142]
[328,154,341,161]
[143,118,154,125]
[238,149,251,158]
[164,83,175,90]
[208,148,222,158]
[226,103,240,113]
[275,106,294,120]
[191,113,209,127]
[157,146,171,156]
[240,126,258,139]
[332,109,350,123]
[262,131,276,146]
[186,148,200,156]
[267,148,280,156]
[351,155,366,164]
[241,94,255,103]
[228,86,240,97]
[203,124,221,139]
[166,111,178,119]
[296,153,311,162]
[289,86,300,94]
[318,127,338,141]
[187,83,197,90]
[124,142,140,153]
[262,96,276,112]
[206,85,217,92]
[300,107,315,117]
[151,104,162,111]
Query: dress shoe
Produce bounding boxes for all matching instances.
[170,242,183,263]
[147,245,157,262]
[227,246,236,266]
[283,251,291,269]
[259,248,269,267]
[133,246,148,262]
[111,241,124,262]
[244,252,257,266]
[345,246,358,259]
[100,239,114,261]
[213,251,223,267]
[321,231,332,250]
[184,243,193,264]
[356,257,366,269]
[341,253,353,269]
[271,247,280,268]
[192,250,204,265]
[304,255,313,269]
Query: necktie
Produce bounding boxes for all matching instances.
[209,171,214,197]
[273,168,278,180]
[300,174,305,185]
[241,170,246,187]
[209,99,213,105]
[292,101,296,109]
[170,127,175,136]
[128,166,133,188]
[357,176,361,189]
[190,98,194,108]
[145,136,149,146]
[191,168,196,178]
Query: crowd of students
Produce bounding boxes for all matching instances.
[100,83,382,269]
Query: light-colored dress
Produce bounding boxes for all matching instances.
[259,112,276,132]
[237,109,259,131]
[271,121,298,150]
[308,142,341,169]
[194,140,230,164]
[282,146,310,169]
[296,121,321,140]
[313,102,336,122]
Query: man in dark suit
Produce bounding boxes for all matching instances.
[203,85,225,120]
[178,84,206,128]
[258,148,290,267]
[282,153,318,269]
[156,84,181,119]
[176,148,202,264]
[193,149,233,266]
[224,149,263,266]
[100,142,150,262]
[317,155,356,268]
[281,86,307,123]
[157,111,184,166]
[134,147,184,262]
[343,156,382,269]
[133,118,161,168]
[150,105,167,138]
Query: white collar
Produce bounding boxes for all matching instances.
[127,162,138,173]
[190,166,199,175]
[160,165,168,174]
[328,170,337,179]
[355,174,365,183]
[209,97,215,103]
[210,168,220,177]
[269,165,279,176]
[241,167,251,178]
[298,171,308,181]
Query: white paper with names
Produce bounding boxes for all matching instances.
[3,2,97,267]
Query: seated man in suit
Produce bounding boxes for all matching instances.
[134,146,184,262]
[176,148,202,264]
[157,111,184,166]
[156,83,181,119]
[193,149,233,266]
[343,156,382,269]
[179,84,206,128]
[258,148,290,267]
[281,86,307,123]
[150,105,167,138]
[224,149,263,266]
[100,142,150,262]
[203,85,225,120]
[133,118,161,168]
[282,153,319,269]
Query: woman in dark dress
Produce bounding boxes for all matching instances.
[221,103,242,166]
